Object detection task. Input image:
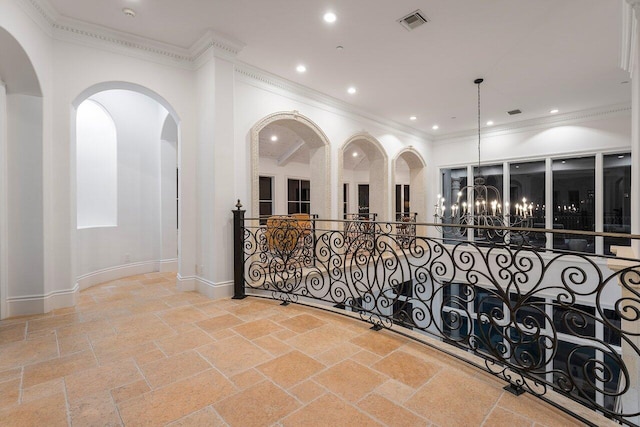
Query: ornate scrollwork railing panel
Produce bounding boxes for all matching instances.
[238,215,640,425]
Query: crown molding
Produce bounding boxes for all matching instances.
[432,103,631,144]
[235,62,433,142]
[22,0,243,70]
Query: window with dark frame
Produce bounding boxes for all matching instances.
[287,178,310,214]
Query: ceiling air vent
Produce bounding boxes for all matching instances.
[507,109,522,116]
[398,10,429,31]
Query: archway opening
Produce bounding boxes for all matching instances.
[73,86,180,289]
[341,135,388,221]
[251,113,330,220]
[0,26,43,319]
[393,149,427,224]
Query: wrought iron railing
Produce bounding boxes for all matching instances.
[232,202,640,426]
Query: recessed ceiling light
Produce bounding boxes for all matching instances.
[347,87,357,95]
[323,12,337,23]
[562,160,566,164]
[270,135,278,142]
[432,125,439,130]
[515,165,520,169]
[486,121,494,126]
[352,152,358,157]
[618,155,625,159]
[550,109,559,114]
[409,116,417,121]
[336,45,344,50]
[296,64,307,73]
[122,8,136,17]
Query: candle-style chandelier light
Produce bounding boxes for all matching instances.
[434,78,532,241]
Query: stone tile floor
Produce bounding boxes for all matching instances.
[0,272,592,426]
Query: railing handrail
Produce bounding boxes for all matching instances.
[243,216,640,240]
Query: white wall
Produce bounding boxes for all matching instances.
[76,90,171,281]
[6,94,43,299]
[160,114,178,266]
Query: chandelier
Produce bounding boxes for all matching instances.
[434,78,532,241]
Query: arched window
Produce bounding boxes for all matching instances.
[76,99,117,228]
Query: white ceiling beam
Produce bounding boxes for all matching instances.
[277,140,305,167]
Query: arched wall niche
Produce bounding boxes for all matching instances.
[250,111,331,219]
[0,26,44,319]
[71,82,182,289]
[339,132,389,221]
[392,147,428,226]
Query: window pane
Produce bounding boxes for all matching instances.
[553,303,596,337]
[287,179,299,202]
[301,202,311,214]
[404,185,410,213]
[259,202,272,217]
[301,180,311,202]
[259,176,272,200]
[553,341,596,401]
[287,202,299,215]
[358,184,369,214]
[552,157,595,252]
[473,164,503,200]
[603,153,631,255]
[343,183,348,215]
[395,185,401,216]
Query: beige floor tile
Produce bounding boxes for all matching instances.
[91,336,158,365]
[23,349,97,388]
[484,406,533,427]
[0,392,68,427]
[133,348,166,366]
[111,379,151,404]
[167,406,227,427]
[0,335,58,371]
[229,369,265,389]
[289,380,326,403]
[119,369,236,426]
[70,391,122,426]
[316,341,361,365]
[0,323,26,344]
[497,392,584,427]
[405,369,503,426]
[198,336,272,376]
[283,393,382,427]
[156,328,213,357]
[159,306,209,326]
[279,314,326,333]
[26,313,80,333]
[374,379,416,404]
[358,394,427,427]
[314,359,386,402]
[351,349,382,366]
[65,358,143,402]
[215,380,299,427]
[21,378,66,403]
[140,351,211,389]
[0,367,21,383]
[233,318,282,340]
[0,378,20,409]
[351,330,404,356]
[253,335,293,356]
[373,350,441,388]
[57,334,92,356]
[257,350,325,389]
[196,314,243,333]
[286,325,357,356]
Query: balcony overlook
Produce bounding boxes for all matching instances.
[0,273,612,426]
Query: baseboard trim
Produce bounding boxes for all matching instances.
[77,259,178,291]
[7,283,79,318]
[176,275,233,299]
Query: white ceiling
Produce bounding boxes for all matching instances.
[45,0,630,135]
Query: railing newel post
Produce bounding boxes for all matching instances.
[232,200,246,299]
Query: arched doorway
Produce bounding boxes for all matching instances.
[250,111,331,219]
[339,133,389,221]
[72,83,181,289]
[392,148,428,224]
[0,27,43,319]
